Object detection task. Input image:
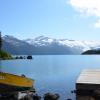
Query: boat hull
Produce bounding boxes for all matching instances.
[0,72,34,93]
[0,83,32,93]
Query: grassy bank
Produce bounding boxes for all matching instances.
[0,50,12,60]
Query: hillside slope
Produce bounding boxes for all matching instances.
[0,50,12,59]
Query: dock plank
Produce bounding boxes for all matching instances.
[77,69,100,84]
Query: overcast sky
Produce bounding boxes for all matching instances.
[0,0,100,40]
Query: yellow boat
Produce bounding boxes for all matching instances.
[0,72,34,93]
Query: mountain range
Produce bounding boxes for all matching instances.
[2,35,100,55]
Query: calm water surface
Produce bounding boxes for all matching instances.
[1,55,100,100]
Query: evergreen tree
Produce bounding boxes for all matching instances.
[0,32,2,51]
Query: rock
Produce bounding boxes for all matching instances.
[44,93,60,100]
[32,93,41,100]
[66,98,72,100]
[27,56,32,59]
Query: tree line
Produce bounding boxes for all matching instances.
[0,32,2,51]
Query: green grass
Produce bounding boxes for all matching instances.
[0,50,12,60]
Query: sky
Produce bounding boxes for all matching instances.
[0,0,100,40]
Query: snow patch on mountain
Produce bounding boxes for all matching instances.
[25,36,54,46]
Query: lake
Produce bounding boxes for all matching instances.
[1,55,100,100]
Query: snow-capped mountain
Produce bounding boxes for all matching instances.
[2,35,100,55]
[24,36,100,52]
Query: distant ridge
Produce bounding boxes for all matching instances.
[2,35,100,55]
[82,48,100,54]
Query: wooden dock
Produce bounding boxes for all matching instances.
[76,69,100,100]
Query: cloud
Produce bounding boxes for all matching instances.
[67,0,100,28]
[95,19,100,28]
[68,0,100,16]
